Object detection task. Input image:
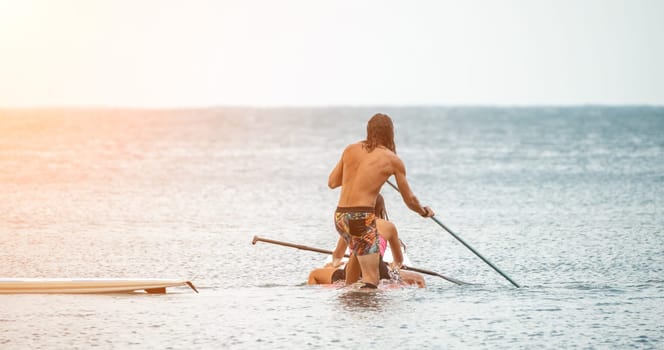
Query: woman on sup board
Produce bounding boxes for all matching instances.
[307,194,425,288]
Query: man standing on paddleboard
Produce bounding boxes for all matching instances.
[328,113,435,289]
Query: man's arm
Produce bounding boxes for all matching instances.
[393,158,434,217]
[328,152,344,189]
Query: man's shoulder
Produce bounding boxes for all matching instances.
[348,141,365,149]
[378,147,401,162]
[342,142,365,154]
[383,150,404,171]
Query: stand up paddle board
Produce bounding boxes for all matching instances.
[0,278,198,294]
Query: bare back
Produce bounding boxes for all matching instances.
[333,142,398,207]
[329,141,428,216]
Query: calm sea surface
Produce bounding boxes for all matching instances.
[1,107,663,349]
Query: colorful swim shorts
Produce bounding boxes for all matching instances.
[334,206,379,256]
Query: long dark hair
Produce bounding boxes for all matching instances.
[375,194,406,251]
[375,193,388,221]
[363,113,396,153]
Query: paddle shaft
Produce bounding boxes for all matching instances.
[252,235,348,257]
[252,235,468,285]
[385,179,520,288]
[400,265,469,285]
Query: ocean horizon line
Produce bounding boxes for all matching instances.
[1,103,664,112]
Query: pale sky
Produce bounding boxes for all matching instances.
[1,0,663,107]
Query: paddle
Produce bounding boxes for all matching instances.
[251,235,470,285]
[386,179,520,288]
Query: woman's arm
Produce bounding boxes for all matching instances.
[331,236,347,268]
[378,219,403,268]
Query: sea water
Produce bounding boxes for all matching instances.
[1,106,663,349]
